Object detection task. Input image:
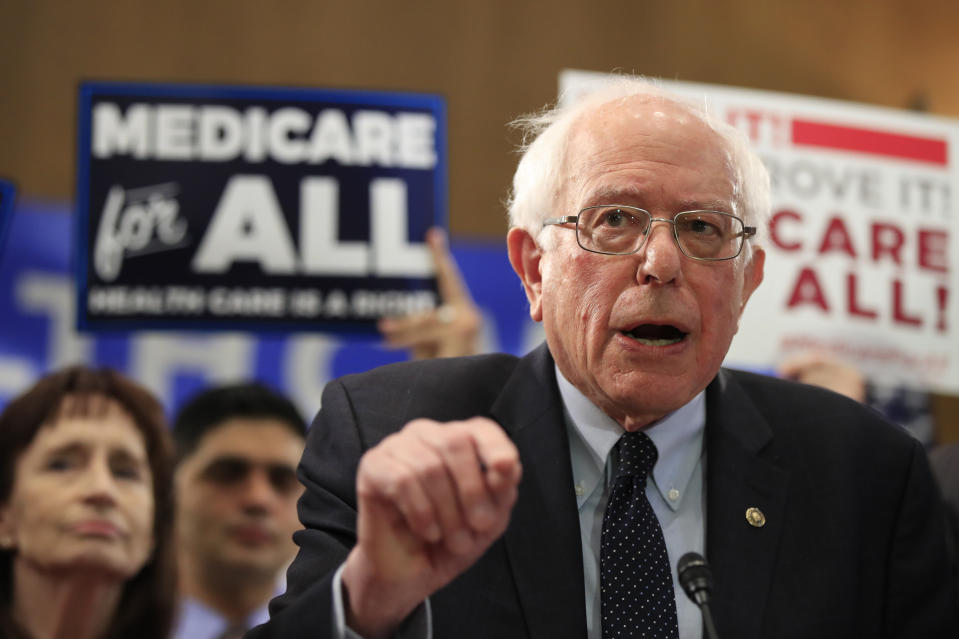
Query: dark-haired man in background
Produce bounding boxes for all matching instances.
[171,383,306,639]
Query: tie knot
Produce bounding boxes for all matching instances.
[614,431,658,480]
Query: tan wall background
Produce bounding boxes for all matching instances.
[5,1,959,234]
[2,0,958,435]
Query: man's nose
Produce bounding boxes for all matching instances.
[238,468,277,511]
[637,221,683,284]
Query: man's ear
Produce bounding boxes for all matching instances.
[740,247,765,314]
[507,227,544,322]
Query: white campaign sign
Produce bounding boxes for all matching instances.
[560,70,959,393]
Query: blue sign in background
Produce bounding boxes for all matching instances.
[0,178,15,260]
[0,200,538,420]
[76,82,449,332]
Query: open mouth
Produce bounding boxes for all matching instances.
[622,324,688,346]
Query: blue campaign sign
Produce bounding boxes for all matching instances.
[0,177,15,260]
[0,200,540,419]
[76,82,448,333]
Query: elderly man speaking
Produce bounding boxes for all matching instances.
[248,77,957,639]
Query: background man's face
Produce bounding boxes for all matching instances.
[175,419,305,582]
[534,97,764,429]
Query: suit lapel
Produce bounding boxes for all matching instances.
[705,369,790,639]
[491,344,588,639]
[487,351,790,639]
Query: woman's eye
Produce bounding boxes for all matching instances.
[46,457,74,472]
[111,461,143,480]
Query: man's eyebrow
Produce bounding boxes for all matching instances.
[201,454,248,467]
[200,454,296,469]
[581,188,734,214]
[676,198,734,213]
[584,185,646,203]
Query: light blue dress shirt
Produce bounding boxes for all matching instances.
[556,365,706,639]
[174,596,271,639]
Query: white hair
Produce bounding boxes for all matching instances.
[506,75,770,257]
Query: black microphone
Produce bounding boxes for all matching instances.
[678,552,719,639]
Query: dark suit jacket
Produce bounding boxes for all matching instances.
[930,442,959,602]
[249,344,958,638]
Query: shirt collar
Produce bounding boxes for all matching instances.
[555,364,706,511]
[175,596,271,639]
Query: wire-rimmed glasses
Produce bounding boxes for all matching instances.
[542,204,755,261]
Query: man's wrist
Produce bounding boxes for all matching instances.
[333,561,432,639]
[340,550,428,639]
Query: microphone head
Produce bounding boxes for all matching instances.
[677,552,713,606]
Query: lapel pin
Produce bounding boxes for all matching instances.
[745,507,766,528]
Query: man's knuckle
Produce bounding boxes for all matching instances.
[419,458,447,483]
[441,430,472,455]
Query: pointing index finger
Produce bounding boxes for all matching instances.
[427,227,471,306]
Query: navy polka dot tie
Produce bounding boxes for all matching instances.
[600,431,679,639]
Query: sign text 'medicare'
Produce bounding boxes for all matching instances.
[92,103,437,168]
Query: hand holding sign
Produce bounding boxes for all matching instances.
[777,351,867,402]
[378,227,482,359]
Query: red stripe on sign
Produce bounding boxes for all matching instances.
[791,119,948,165]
